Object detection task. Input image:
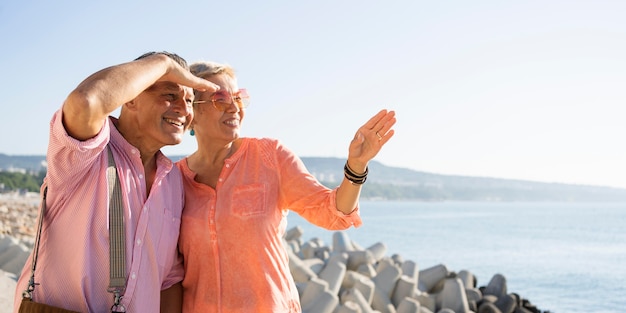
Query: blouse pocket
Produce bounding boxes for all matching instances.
[231,183,267,218]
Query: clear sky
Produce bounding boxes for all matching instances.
[1,1,625,189]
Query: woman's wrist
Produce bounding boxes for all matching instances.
[344,161,368,185]
[346,159,367,174]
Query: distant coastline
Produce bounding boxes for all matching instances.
[2,153,626,202]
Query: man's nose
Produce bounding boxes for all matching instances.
[173,98,193,115]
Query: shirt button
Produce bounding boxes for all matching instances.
[225,164,230,168]
[131,273,137,279]
[218,178,223,182]
[139,174,144,179]
[136,239,142,245]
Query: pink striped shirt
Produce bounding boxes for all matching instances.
[176,138,362,313]
[14,110,184,313]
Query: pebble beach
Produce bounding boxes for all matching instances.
[0,193,548,313]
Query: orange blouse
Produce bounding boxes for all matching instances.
[176,138,362,313]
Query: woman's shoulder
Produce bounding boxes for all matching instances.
[241,137,296,162]
[243,137,282,149]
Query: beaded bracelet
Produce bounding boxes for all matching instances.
[344,161,368,185]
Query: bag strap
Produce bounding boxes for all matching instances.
[22,146,127,313]
[106,147,126,312]
[22,185,47,298]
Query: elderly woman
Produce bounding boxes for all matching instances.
[176,60,396,312]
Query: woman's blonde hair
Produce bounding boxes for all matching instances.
[190,61,236,79]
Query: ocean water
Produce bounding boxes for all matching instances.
[287,201,626,313]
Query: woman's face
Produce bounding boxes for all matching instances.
[191,73,246,143]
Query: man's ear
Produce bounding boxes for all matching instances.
[125,100,139,111]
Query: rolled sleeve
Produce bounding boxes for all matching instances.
[326,189,363,228]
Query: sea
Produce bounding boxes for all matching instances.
[287,201,626,313]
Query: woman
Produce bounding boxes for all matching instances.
[176,60,396,312]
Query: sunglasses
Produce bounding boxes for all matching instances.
[193,89,250,112]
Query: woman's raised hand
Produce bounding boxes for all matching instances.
[346,109,396,172]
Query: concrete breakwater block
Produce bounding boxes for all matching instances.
[284,228,547,313]
[391,276,417,307]
[288,248,318,283]
[366,242,387,261]
[340,287,375,313]
[418,263,449,293]
[465,288,482,310]
[0,235,30,276]
[301,289,338,313]
[0,270,18,309]
[458,270,476,289]
[357,262,377,278]
[401,260,419,282]
[396,297,421,313]
[341,271,375,303]
[484,273,507,298]
[300,277,330,305]
[318,252,349,294]
[494,294,516,313]
[440,277,470,313]
[373,263,401,298]
[346,250,375,271]
[335,300,363,313]
[477,301,501,313]
[333,231,356,252]
[285,225,304,241]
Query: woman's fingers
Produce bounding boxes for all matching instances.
[363,110,396,143]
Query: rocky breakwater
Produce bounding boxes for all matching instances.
[0,192,38,273]
[0,192,39,311]
[0,192,39,247]
[285,226,548,313]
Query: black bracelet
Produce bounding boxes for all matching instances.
[344,161,368,185]
[344,172,367,185]
[344,162,368,178]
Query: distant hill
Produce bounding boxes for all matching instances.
[0,154,47,172]
[1,153,625,202]
[300,157,626,202]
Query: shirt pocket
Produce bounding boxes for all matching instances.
[231,183,267,218]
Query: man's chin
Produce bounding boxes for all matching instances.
[164,133,184,146]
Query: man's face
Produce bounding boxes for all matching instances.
[131,81,194,148]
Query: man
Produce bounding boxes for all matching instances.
[13,51,218,312]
